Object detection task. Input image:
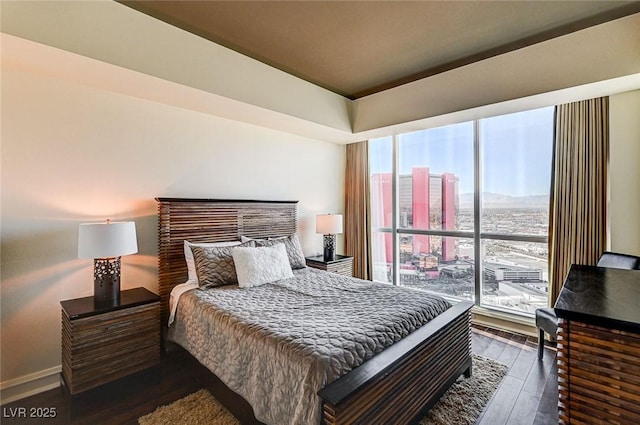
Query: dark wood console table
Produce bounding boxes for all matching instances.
[554,264,640,424]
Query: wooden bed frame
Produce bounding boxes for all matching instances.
[157,198,473,425]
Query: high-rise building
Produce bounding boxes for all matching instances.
[371,167,458,265]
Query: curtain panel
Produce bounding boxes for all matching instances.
[548,96,609,305]
[345,141,372,280]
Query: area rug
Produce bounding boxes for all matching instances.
[139,355,507,425]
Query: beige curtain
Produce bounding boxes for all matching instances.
[345,141,372,280]
[548,97,609,305]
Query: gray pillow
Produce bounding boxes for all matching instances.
[192,240,255,288]
[254,234,306,270]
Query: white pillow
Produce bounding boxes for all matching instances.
[184,240,241,282]
[232,244,294,288]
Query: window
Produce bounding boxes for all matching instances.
[369,107,554,316]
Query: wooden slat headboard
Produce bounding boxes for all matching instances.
[156,198,298,324]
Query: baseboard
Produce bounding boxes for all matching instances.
[0,366,61,405]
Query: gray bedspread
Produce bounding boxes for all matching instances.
[168,267,451,425]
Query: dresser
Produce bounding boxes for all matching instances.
[60,287,161,395]
[554,265,640,424]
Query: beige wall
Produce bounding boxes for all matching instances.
[1,1,353,143]
[0,65,345,403]
[609,90,640,256]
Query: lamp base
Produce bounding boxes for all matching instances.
[94,257,121,304]
[323,234,336,262]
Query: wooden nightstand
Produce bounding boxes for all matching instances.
[60,287,161,395]
[306,255,354,277]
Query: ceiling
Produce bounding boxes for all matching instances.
[121,1,640,100]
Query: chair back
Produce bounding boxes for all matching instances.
[597,251,640,270]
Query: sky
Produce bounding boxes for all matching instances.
[369,106,554,196]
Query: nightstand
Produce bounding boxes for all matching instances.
[60,287,161,395]
[306,255,354,277]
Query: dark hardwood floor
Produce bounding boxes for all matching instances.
[1,325,558,425]
[472,326,558,425]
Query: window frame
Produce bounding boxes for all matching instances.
[369,110,552,318]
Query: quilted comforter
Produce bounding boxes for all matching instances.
[168,267,451,425]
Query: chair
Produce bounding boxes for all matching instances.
[597,251,640,269]
[535,251,640,359]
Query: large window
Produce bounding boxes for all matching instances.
[369,107,554,316]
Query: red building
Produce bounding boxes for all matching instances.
[371,167,458,266]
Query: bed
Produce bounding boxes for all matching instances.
[157,198,473,425]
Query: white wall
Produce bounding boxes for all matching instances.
[0,65,345,403]
[609,90,640,256]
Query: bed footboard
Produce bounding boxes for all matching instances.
[318,301,473,425]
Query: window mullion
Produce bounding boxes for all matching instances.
[473,120,482,306]
[480,233,548,243]
[399,228,474,239]
[391,134,399,286]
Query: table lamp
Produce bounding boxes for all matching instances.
[78,220,138,303]
[316,214,343,262]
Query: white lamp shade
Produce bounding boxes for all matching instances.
[316,214,343,235]
[78,221,138,259]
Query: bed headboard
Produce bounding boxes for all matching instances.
[156,197,298,324]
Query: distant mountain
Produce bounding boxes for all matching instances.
[459,192,549,209]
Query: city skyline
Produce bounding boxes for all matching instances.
[371,168,458,262]
[369,107,554,315]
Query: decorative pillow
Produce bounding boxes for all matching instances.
[191,241,255,288]
[184,240,241,282]
[254,233,306,269]
[232,244,294,288]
